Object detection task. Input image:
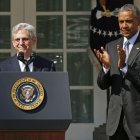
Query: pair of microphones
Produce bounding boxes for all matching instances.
[17,51,37,66]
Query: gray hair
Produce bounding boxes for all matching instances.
[12,23,35,39]
[119,4,140,19]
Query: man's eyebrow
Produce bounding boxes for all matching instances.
[119,20,124,22]
[126,19,133,21]
[119,19,133,21]
[14,37,29,39]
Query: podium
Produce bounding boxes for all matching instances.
[0,72,72,140]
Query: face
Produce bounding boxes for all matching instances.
[118,11,140,39]
[12,29,37,59]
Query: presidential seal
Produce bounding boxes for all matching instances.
[11,77,44,110]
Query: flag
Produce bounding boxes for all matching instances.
[87,0,133,71]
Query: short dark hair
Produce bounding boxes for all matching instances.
[119,4,140,19]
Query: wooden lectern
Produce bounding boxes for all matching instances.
[0,72,72,140]
[0,130,65,140]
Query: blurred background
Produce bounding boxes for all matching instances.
[0,0,139,140]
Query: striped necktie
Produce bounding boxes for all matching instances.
[124,40,130,63]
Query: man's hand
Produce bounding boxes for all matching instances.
[94,47,110,69]
[117,45,126,69]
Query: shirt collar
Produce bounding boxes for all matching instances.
[124,30,139,45]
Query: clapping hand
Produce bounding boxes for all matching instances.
[94,47,110,69]
[117,45,126,69]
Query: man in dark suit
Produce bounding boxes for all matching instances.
[0,23,55,72]
[94,4,140,140]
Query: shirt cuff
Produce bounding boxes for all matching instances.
[120,65,128,74]
[103,66,110,74]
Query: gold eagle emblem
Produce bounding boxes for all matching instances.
[21,87,34,100]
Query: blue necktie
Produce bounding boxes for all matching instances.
[124,40,130,63]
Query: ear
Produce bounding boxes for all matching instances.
[12,39,16,48]
[33,37,37,45]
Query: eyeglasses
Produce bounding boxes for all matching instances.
[13,38,30,43]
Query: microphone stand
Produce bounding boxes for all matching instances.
[17,51,37,72]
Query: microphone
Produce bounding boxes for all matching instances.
[17,51,37,65]
[27,51,37,65]
[17,52,27,64]
[30,51,37,61]
[17,51,37,72]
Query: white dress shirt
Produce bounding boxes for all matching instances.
[103,31,139,74]
[18,56,33,72]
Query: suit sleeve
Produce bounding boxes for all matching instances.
[97,68,111,90]
[124,65,140,89]
[50,62,56,71]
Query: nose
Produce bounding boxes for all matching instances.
[19,39,24,44]
[122,21,128,28]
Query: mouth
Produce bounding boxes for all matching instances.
[18,46,27,50]
[121,30,130,34]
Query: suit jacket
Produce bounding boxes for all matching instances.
[97,33,140,137]
[0,54,56,72]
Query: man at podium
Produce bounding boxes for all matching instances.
[0,23,56,72]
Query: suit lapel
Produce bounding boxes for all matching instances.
[9,54,21,71]
[127,34,140,65]
[10,55,42,71]
[117,37,124,49]
[116,37,124,63]
[33,56,42,71]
